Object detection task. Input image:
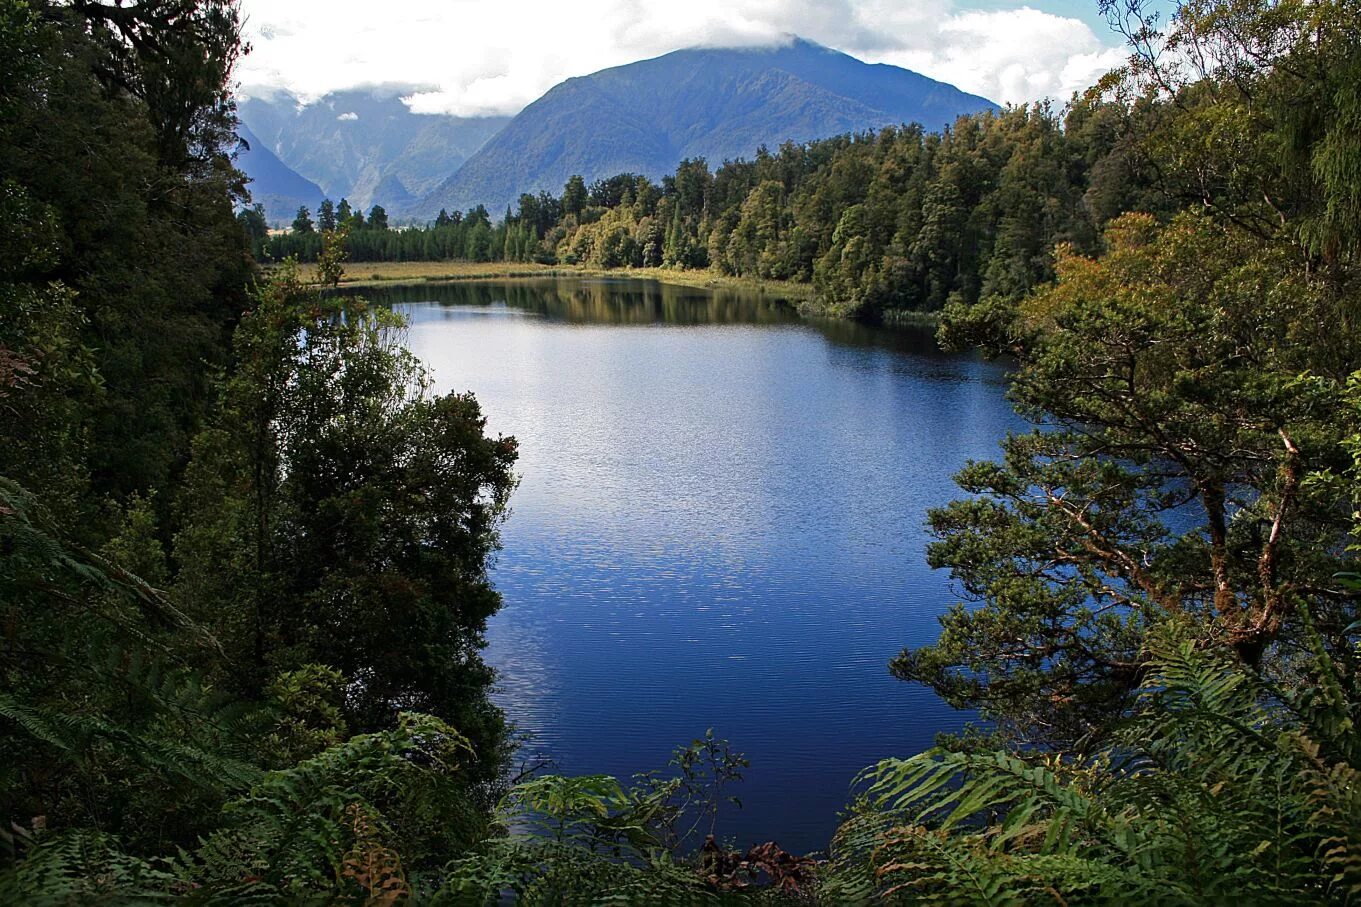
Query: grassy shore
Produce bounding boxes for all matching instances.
[288,259,817,301]
[282,260,940,325]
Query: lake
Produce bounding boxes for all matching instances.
[362,277,1020,855]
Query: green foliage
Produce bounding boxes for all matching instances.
[0,476,258,855]
[292,204,314,234]
[2,0,250,501]
[0,829,182,905]
[256,664,349,768]
[0,713,484,904]
[188,712,477,900]
[174,264,518,770]
[906,210,1360,744]
[435,732,763,905]
[841,622,1361,903]
[1107,0,1361,263]
[316,225,349,288]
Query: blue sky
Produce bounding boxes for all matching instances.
[970,0,1111,29]
[237,0,1132,113]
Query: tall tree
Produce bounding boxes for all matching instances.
[317,198,336,232]
[175,267,518,771]
[562,174,586,220]
[2,0,250,502]
[291,205,314,234]
[909,227,1359,743]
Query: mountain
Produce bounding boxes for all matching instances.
[237,86,510,214]
[236,123,325,223]
[410,38,998,219]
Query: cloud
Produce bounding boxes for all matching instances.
[885,8,1128,103]
[235,0,1126,115]
[337,111,359,121]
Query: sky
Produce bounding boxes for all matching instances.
[235,0,1131,116]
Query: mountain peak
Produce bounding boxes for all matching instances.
[411,42,996,218]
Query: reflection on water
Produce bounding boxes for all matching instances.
[356,277,1021,855]
[344,276,800,326]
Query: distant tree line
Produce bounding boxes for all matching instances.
[248,101,1162,321]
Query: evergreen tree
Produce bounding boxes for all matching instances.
[317,198,336,232]
[292,205,314,234]
[562,174,587,219]
[237,203,268,256]
[175,266,518,765]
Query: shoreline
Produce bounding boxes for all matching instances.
[282,260,938,326]
[291,260,814,298]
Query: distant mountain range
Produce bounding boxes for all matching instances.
[236,123,325,223]
[237,87,509,221]
[413,39,997,218]
[237,39,998,224]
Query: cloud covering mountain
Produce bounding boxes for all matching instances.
[238,86,509,214]
[236,0,1125,115]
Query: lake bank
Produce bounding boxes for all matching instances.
[293,260,814,299]
[287,260,938,326]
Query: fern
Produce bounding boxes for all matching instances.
[0,830,180,905]
[187,712,476,901]
[827,623,1355,904]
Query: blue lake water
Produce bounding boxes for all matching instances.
[371,277,1020,854]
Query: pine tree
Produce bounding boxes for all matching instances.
[291,205,314,235]
[317,199,336,232]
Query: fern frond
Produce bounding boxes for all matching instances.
[0,830,179,905]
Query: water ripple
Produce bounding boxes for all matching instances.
[381,278,1020,854]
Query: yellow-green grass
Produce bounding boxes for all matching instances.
[281,259,816,301]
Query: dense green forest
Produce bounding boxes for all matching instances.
[260,97,1157,322]
[4,0,1361,903]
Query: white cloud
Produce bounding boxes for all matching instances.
[337,111,359,121]
[884,8,1128,104]
[236,0,1127,115]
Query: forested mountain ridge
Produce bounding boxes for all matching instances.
[238,86,509,217]
[411,38,998,218]
[268,100,1150,324]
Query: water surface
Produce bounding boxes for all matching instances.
[366,277,1020,854]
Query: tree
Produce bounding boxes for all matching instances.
[317,198,336,232]
[1,0,251,501]
[69,0,245,169]
[889,0,1361,745]
[367,204,387,231]
[316,225,348,288]
[175,266,518,769]
[562,174,587,220]
[237,203,268,257]
[902,212,1359,744]
[725,180,786,278]
[1108,0,1361,263]
[0,0,256,858]
[292,205,314,234]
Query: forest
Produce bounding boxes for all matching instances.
[2,0,1361,902]
[260,96,1158,322]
